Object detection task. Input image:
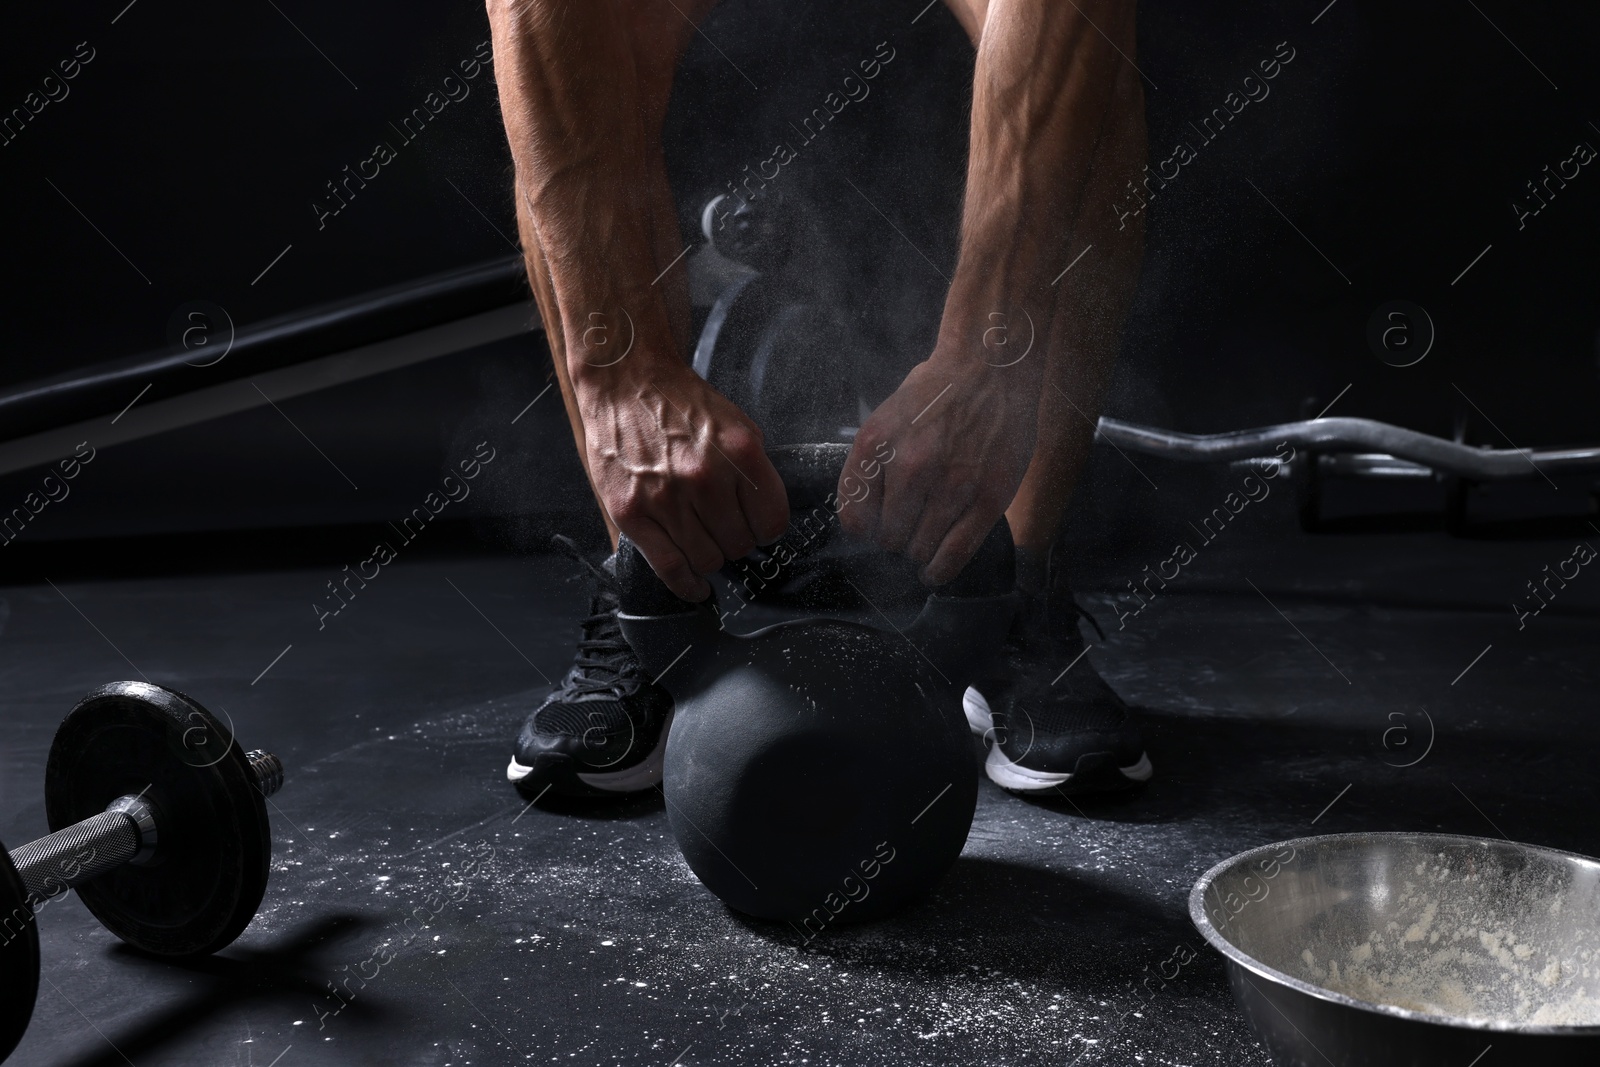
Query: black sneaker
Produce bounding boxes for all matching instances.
[506,536,674,797]
[964,559,1152,795]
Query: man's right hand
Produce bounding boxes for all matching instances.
[578,360,789,602]
[488,0,783,599]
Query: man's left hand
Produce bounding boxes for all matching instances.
[840,351,1038,586]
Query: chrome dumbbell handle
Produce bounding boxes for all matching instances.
[6,749,283,905]
[8,807,144,902]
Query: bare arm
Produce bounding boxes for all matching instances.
[944,1,1135,335]
[842,0,1144,582]
[488,0,787,599]
[490,1,669,354]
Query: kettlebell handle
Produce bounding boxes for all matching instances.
[614,445,1018,690]
[616,444,1014,611]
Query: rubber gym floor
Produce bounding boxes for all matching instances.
[3,515,1595,1066]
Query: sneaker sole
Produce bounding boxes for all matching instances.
[965,687,1152,795]
[507,711,674,797]
[963,686,995,735]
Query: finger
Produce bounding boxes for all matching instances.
[664,499,728,577]
[923,506,1002,587]
[837,439,884,539]
[875,456,934,555]
[693,475,758,563]
[905,482,974,567]
[735,447,790,545]
[623,517,712,602]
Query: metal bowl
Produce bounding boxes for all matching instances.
[1190,833,1600,1066]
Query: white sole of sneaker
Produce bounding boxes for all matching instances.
[965,686,1152,793]
[505,711,675,794]
[984,744,1154,793]
[506,757,534,784]
[963,686,994,734]
[577,710,673,792]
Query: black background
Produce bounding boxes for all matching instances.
[1,0,1597,540]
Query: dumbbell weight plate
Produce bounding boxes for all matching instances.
[0,847,41,1062]
[44,682,271,956]
[694,272,865,446]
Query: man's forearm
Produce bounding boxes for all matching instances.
[487,0,677,386]
[937,0,1141,358]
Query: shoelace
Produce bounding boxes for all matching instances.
[550,535,644,700]
[1021,571,1107,645]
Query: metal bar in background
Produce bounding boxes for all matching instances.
[0,255,530,444]
[1096,416,1600,481]
[0,304,536,479]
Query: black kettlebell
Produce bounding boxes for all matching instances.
[616,444,1018,926]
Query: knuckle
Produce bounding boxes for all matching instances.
[609,494,644,525]
[682,464,717,493]
[722,426,761,460]
[662,564,700,595]
[682,537,721,571]
[647,545,687,576]
[853,423,886,450]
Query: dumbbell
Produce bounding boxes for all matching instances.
[0,681,284,1062]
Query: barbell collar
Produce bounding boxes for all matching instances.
[105,794,159,866]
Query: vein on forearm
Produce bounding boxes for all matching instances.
[948,0,1138,324]
[489,0,672,362]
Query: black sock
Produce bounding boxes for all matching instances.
[1015,545,1050,596]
